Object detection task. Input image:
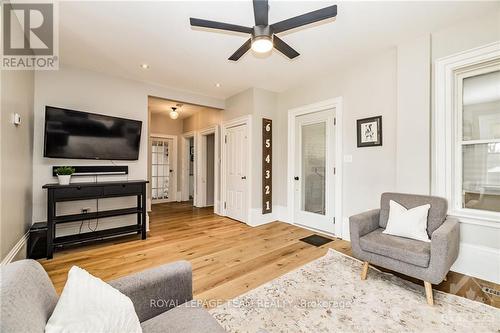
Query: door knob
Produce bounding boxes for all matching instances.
[241,176,247,180]
[294,176,299,181]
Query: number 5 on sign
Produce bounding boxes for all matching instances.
[262,119,272,214]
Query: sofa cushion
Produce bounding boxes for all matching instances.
[359,228,431,268]
[379,192,447,237]
[141,301,225,333]
[0,260,58,333]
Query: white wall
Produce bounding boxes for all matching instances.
[277,49,398,238]
[32,66,223,235]
[396,35,431,194]
[1,69,34,260]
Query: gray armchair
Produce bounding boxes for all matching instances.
[0,259,225,332]
[349,192,460,305]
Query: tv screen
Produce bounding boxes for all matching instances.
[44,106,142,160]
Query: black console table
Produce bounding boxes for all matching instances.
[43,180,148,259]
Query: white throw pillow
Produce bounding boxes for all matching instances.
[382,200,431,242]
[45,266,142,333]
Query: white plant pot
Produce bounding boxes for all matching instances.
[57,175,71,185]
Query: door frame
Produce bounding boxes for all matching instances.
[196,125,221,214]
[181,131,197,204]
[221,115,252,224]
[287,97,343,237]
[150,133,178,203]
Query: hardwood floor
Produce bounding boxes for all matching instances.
[39,202,499,308]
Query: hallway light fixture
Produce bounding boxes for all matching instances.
[169,107,179,119]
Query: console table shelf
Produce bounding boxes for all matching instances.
[43,180,148,259]
[53,207,142,224]
[54,225,141,247]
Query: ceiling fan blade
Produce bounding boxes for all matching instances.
[228,39,252,61]
[270,4,337,34]
[190,18,253,34]
[273,35,300,59]
[253,0,268,26]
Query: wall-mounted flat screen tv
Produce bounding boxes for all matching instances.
[44,106,142,160]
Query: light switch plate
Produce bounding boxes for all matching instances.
[12,113,21,126]
[344,155,353,163]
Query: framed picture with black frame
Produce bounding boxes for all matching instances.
[357,116,382,147]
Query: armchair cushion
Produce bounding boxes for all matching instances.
[360,228,431,268]
[379,192,448,237]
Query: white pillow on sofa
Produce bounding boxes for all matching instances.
[382,200,431,242]
[45,266,142,333]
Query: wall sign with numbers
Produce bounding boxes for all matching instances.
[262,118,272,214]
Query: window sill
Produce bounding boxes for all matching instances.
[448,208,500,228]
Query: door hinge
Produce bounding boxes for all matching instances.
[334,118,336,126]
[333,217,336,224]
[224,135,227,144]
[224,202,227,209]
[334,167,336,175]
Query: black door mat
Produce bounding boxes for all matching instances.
[300,234,334,247]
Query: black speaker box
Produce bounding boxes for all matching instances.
[28,222,47,259]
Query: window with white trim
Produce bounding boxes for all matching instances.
[434,43,500,223]
[457,66,500,214]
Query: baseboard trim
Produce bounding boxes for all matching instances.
[451,242,500,284]
[1,232,29,265]
[248,205,288,227]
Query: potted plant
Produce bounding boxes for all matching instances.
[55,166,75,185]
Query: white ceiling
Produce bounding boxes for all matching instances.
[148,96,221,119]
[59,1,499,99]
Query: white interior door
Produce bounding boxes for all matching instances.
[151,137,175,203]
[225,124,248,222]
[293,109,335,233]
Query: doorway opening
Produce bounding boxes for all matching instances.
[196,126,220,213]
[147,96,222,211]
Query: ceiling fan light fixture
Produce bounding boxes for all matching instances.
[251,36,273,53]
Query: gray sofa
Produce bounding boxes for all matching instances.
[0,259,225,332]
[349,192,460,305]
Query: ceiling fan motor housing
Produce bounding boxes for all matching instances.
[252,25,272,40]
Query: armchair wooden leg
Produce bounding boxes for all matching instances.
[424,281,434,306]
[361,261,369,280]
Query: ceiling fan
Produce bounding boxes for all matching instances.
[189,0,337,61]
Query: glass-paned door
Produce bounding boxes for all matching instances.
[151,137,174,203]
[460,69,500,212]
[293,109,335,233]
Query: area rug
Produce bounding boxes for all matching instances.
[209,249,500,332]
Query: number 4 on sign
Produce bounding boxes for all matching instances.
[265,154,270,163]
